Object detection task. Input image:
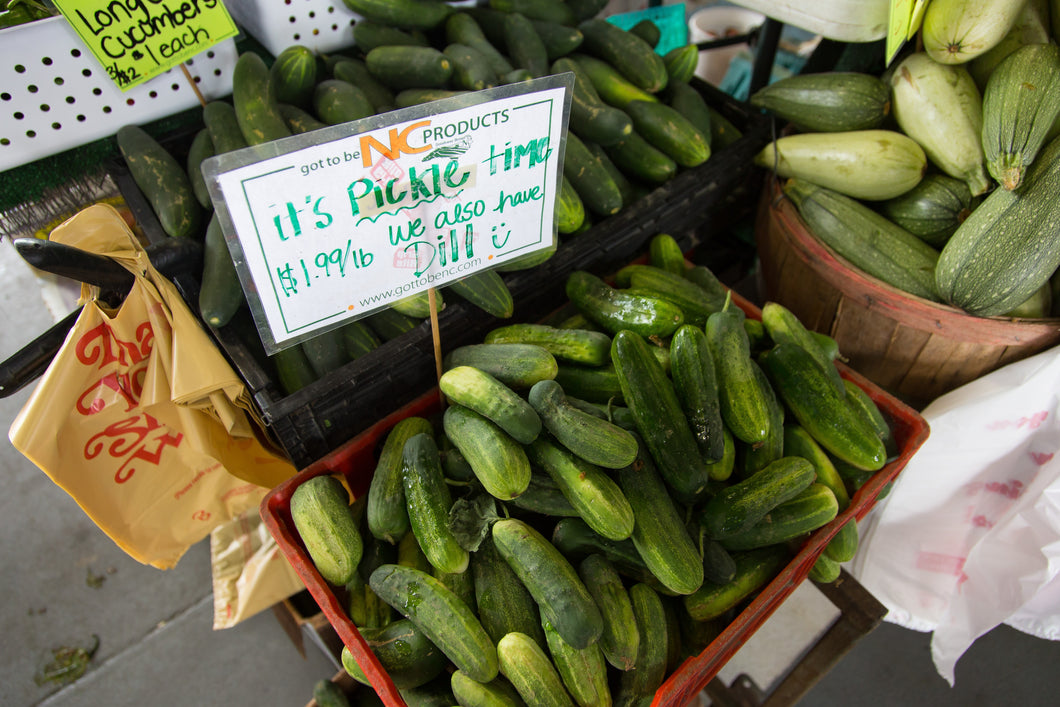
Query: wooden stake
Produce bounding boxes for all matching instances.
[180,63,208,107]
[428,287,446,410]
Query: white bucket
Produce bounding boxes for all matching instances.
[688,6,766,86]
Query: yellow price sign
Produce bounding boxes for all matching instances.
[887,0,930,65]
[51,0,239,91]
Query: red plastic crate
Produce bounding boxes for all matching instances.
[261,294,930,707]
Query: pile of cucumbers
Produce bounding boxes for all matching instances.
[289,233,900,707]
[749,0,1060,320]
[114,0,741,396]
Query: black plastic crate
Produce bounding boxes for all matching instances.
[222,81,771,468]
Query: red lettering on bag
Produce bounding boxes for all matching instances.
[84,413,183,483]
[986,410,1049,431]
[1031,452,1055,466]
[76,367,147,415]
[76,321,153,368]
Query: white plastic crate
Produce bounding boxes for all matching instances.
[0,16,237,172]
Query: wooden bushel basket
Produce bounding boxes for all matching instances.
[755,179,1060,410]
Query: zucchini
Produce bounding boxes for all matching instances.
[444,42,498,91]
[368,416,434,544]
[332,58,396,112]
[497,632,575,707]
[968,0,1051,91]
[705,300,772,445]
[403,433,469,574]
[270,44,317,109]
[922,0,1028,65]
[573,53,659,109]
[199,214,244,328]
[669,324,726,463]
[718,483,839,552]
[567,271,684,338]
[578,18,668,93]
[525,433,635,541]
[504,11,550,78]
[749,71,891,132]
[700,456,817,539]
[472,534,548,650]
[760,343,887,472]
[936,133,1060,315]
[439,366,541,445]
[578,554,639,671]
[446,12,514,78]
[291,475,363,586]
[683,545,790,621]
[890,52,990,195]
[314,79,374,125]
[366,46,453,90]
[554,57,634,147]
[754,129,927,201]
[447,270,515,318]
[116,124,203,240]
[185,128,214,211]
[612,330,710,504]
[563,131,623,216]
[492,518,604,650]
[617,438,704,596]
[444,343,558,389]
[878,173,974,247]
[343,619,448,690]
[982,43,1060,190]
[782,178,942,302]
[443,404,531,500]
[485,323,611,366]
[231,51,292,146]
[343,0,454,31]
[370,564,498,683]
[541,618,610,707]
[529,378,637,469]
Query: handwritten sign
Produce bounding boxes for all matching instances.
[52,0,239,90]
[203,76,574,354]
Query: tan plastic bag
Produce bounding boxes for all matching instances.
[9,204,297,569]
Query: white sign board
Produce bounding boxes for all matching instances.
[203,75,573,354]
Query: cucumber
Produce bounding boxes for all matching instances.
[447,270,514,319]
[669,324,726,463]
[444,42,498,91]
[616,438,704,596]
[279,103,328,134]
[367,307,422,341]
[823,517,860,563]
[663,44,698,84]
[504,11,550,78]
[271,341,317,395]
[301,326,350,377]
[203,100,249,154]
[754,129,927,201]
[290,475,362,586]
[878,173,974,247]
[667,81,713,145]
[683,545,789,621]
[353,20,431,52]
[749,71,891,132]
[443,404,531,500]
[627,19,660,48]
[551,517,668,592]
[332,58,396,112]
[368,416,434,544]
[370,563,498,683]
[451,672,524,707]
[553,363,624,405]
[982,42,1060,190]
[567,0,609,22]
[760,343,887,472]
[604,130,677,185]
[573,54,659,109]
[566,271,684,338]
[585,141,636,205]
[488,0,575,25]
[510,473,580,517]
[736,361,785,479]
[270,44,317,109]
[553,57,634,147]
[231,51,292,146]
[611,329,709,504]
[616,584,668,703]
[403,433,469,574]
[700,456,817,539]
[492,517,604,649]
[718,483,839,552]
[485,323,611,366]
[541,618,610,707]
[526,433,635,541]
[444,343,558,388]
[562,131,623,216]
[116,124,203,240]
[761,301,845,395]
[556,175,587,234]
[343,0,454,31]
[705,300,772,445]
[782,424,850,509]
[342,619,448,689]
[842,379,898,458]
[440,366,541,444]
[578,18,668,93]
[808,553,842,584]
[649,232,687,275]
[446,12,514,78]
[313,79,374,125]
[472,534,548,650]
[623,99,711,168]
[701,537,738,585]
[705,427,736,482]
[395,89,470,108]
[366,46,453,90]
[199,214,244,328]
[528,379,638,470]
[616,263,725,326]
[497,632,575,707]
[782,178,942,302]
[532,19,584,59]
[890,52,990,196]
[922,0,1028,65]
[185,128,214,211]
[390,291,440,319]
[578,553,639,671]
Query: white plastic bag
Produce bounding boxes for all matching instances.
[850,345,1060,685]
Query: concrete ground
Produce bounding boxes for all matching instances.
[2,236,1058,707]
